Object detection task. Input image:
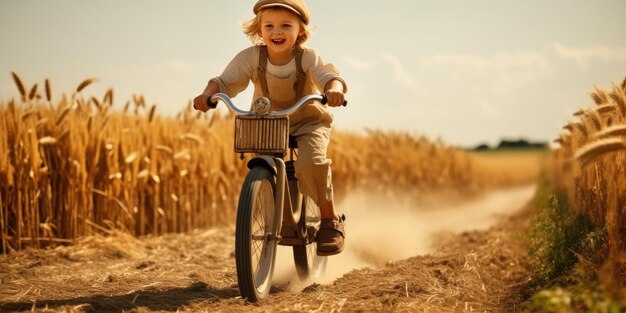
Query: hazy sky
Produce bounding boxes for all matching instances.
[1,0,625,147]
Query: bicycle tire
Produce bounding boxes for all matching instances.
[293,196,328,281]
[235,167,278,301]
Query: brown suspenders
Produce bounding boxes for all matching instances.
[293,47,306,100]
[257,45,306,100]
[257,46,270,97]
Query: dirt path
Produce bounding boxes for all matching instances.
[0,185,536,312]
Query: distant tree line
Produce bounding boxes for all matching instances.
[472,139,548,151]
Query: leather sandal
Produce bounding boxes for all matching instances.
[316,215,346,256]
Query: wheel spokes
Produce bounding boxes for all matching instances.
[250,180,275,289]
[251,194,266,277]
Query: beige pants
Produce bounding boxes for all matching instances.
[293,123,333,207]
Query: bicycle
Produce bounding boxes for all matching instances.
[196,93,344,301]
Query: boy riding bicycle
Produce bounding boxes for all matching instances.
[193,0,347,256]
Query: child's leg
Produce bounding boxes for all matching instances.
[319,199,339,220]
[294,124,345,256]
[293,125,334,213]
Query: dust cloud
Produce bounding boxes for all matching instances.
[274,184,536,287]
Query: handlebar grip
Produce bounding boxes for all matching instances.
[320,95,348,107]
[207,97,218,109]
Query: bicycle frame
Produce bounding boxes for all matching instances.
[210,93,326,242]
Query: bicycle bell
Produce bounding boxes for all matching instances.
[252,96,271,115]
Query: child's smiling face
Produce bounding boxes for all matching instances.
[259,9,304,60]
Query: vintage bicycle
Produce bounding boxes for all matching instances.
[196,93,344,301]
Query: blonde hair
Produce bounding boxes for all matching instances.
[242,7,311,46]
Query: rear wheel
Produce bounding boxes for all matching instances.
[293,196,328,281]
[235,167,277,301]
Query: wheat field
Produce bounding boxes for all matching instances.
[0,72,539,253]
[549,75,626,296]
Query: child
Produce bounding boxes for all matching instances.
[193,0,347,256]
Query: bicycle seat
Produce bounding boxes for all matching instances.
[289,135,298,149]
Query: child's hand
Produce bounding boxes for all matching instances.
[193,81,220,112]
[193,94,214,112]
[324,89,345,107]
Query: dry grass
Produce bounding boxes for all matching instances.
[549,75,626,298]
[0,206,532,312]
[0,227,238,312]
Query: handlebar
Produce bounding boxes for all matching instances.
[194,93,346,116]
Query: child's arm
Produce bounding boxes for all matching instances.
[193,47,256,112]
[302,48,348,107]
[193,81,220,112]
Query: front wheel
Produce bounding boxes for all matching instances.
[235,167,278,301]
[293,196,328,281]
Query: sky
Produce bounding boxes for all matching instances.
[1,0,625,148]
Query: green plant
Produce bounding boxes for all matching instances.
[525,283,625,313]
[528,192,598,283]
[524,288,573,313]
[524,181,624,312]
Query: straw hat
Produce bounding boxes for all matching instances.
[253,0,310,25]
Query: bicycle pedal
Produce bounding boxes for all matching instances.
[306,226,317,242]
[278,237,307,246]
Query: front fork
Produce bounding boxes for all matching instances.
[272,159,302,234]
[246,156,304,243]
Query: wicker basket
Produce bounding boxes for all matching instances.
[234,115,289,154]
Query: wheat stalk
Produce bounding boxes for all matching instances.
[563,121,577,132]
[90,96,101,109]
[553,133,569,145]
[28,84,38,101]
[44,78,52,102]
[155,145,174,156]
[21,109,38,122]
[125,152,138,164]
[101,114,110,129]
[590,85,608,105]
[0,191,6,255]
[11,71,27,101]
[148,105,157,123]
[58,129,70,142]
[594,104,615,115]
[76,78,96,93]
[572,121,588,138]
[207,113,217,128]
[87,116,93,131]
[35,118,48,130]
[133,94,145,108]
[181,133,204,145]
[103,89,113,106]
[592,125,626,140]
[55,106,72,125]
[38,136,59,145]
[575,137,626,168]
[610,84,626,116]
[582,109,603,131]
